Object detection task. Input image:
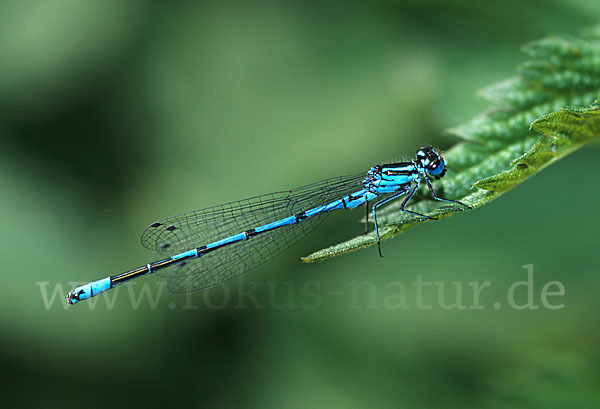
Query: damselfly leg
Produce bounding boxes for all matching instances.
[423,177,472,210]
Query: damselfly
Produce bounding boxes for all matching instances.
[66,146,470,305]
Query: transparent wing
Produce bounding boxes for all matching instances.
[140,173,367,292]
[167,215,323,293]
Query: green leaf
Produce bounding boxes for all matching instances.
[475,107,600,193]
[302,32,600,263]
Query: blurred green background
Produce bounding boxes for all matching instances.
[1,1,599,408]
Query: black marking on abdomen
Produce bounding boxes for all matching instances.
[197,242,229,255]
[245,228,257,239]
[111,264,154,285]
[294,212,308,223]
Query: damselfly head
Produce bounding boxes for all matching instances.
[416,146,447,179]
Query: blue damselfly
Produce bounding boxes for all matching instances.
[66,146,470,305]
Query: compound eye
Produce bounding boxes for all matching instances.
[427,160,444,176]
[428,160,440,170]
